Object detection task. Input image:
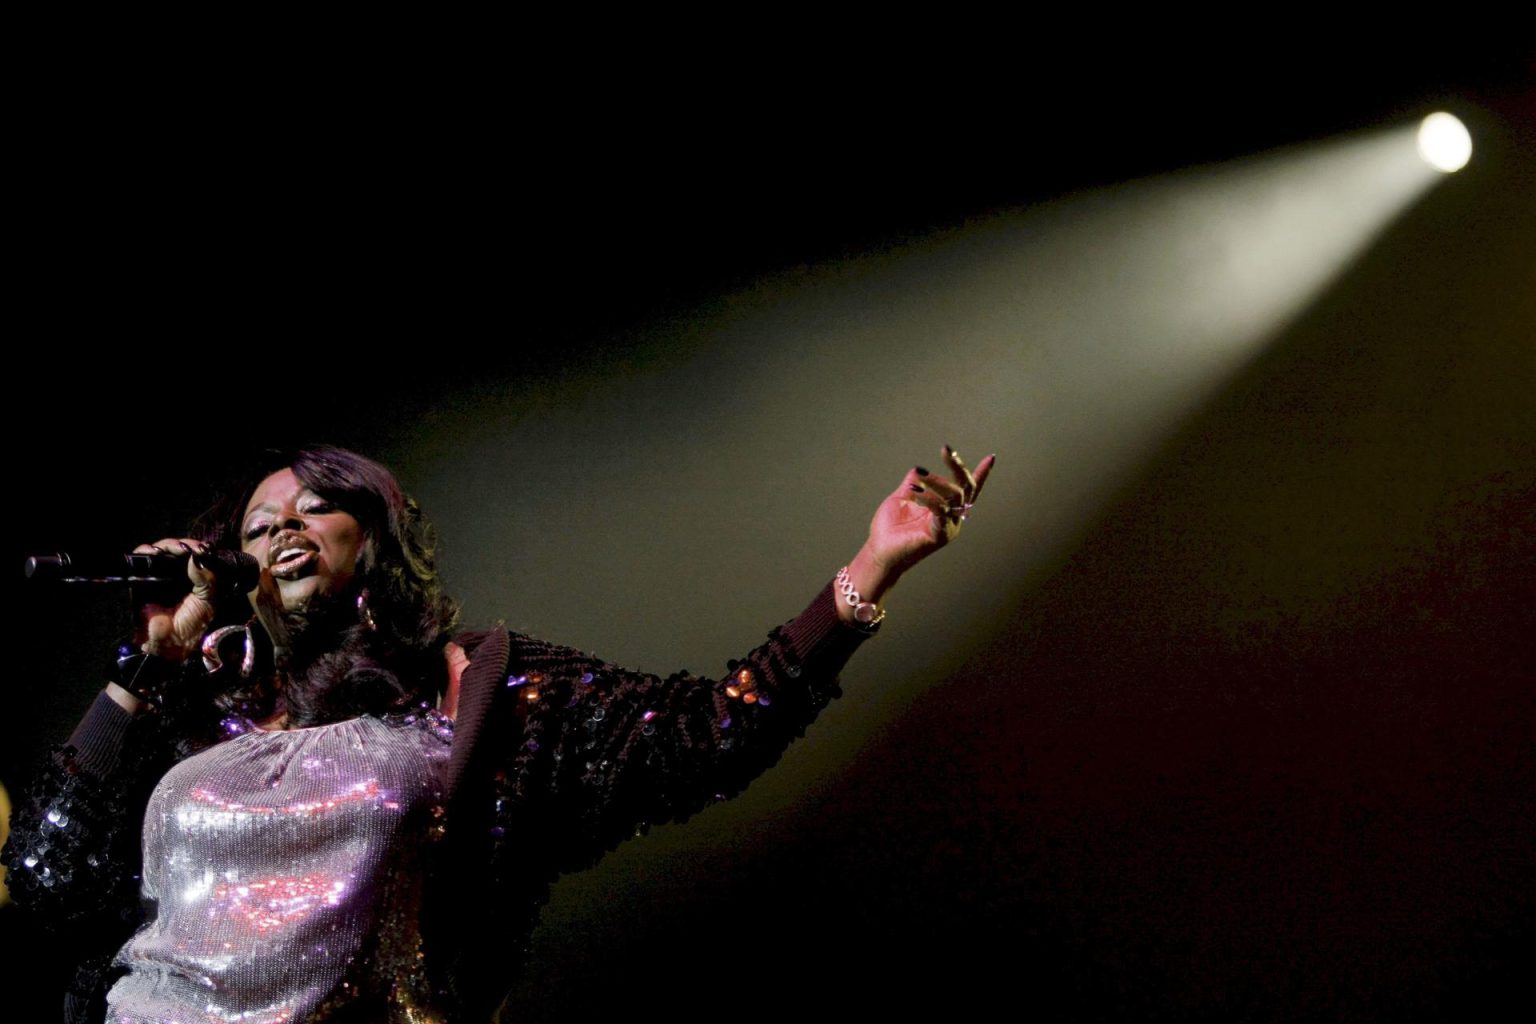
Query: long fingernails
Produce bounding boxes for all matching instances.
[910,484,926,493]
[915,466,929,476]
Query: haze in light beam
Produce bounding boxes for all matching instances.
[425,124,1442,753]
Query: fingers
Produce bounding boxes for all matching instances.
[134,537,217,591]
[867,447,996,576]
[904,466,965,504]
[131,539,220,660]
[903,478,954,519]
[972,453,996,501]
[932,445,997,523]
[943,445,998,501]
[899,483,956,544]
[942,445,978,498]
[134,537,210,555]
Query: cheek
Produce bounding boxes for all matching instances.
[342,528,371,574]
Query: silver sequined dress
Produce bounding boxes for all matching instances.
[105,710,455,1024]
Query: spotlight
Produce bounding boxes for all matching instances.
[1417,113,1472,173]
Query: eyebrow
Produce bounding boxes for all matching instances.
[242,498,289,523]
[241,506,276,531]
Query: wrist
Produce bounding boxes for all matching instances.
[108,639,195,708]
[105,681,148,715]
[836,551,896,632]
[844,545,900,608]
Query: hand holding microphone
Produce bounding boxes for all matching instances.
[126,539,229,666]
[26,541,256,670]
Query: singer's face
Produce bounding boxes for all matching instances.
[240,468,368,613]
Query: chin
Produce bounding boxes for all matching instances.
[278,578,338,614]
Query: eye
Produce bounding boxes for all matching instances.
[301,498,336,515]
[242,521,271,542]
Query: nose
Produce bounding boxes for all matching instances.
[267,511,307,536]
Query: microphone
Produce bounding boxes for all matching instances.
[24,550,261,591]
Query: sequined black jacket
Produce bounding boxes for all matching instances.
[3,583,867,1022]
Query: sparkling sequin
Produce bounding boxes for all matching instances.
[106,712,453,1023]
[8,590,856,1021]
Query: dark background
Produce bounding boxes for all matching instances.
[5,33,1533,1023]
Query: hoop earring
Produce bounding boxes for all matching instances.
[202,622,257,677]
[357,589,378,632]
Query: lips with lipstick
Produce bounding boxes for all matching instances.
[268,532,321,580]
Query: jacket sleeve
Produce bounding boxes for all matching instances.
[3,692,156,929]
[488,581,869,870]
[3,691,176,1021]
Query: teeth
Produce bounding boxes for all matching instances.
[276,548,309,565]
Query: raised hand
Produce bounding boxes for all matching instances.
[836,445,995,625]
[877,445,995,570]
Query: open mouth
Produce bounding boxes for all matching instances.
[271,540,319,580]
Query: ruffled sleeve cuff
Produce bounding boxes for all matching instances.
[779,581,873,677]
[65,690,137,777]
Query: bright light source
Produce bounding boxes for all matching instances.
[1417,113,1472,172]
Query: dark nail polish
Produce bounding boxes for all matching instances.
[910,484,926,493]
[915,466,929,476]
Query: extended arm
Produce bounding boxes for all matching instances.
[484,447,995,865]
[493,581,865,866]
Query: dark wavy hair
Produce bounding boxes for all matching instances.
[193,446,460,728]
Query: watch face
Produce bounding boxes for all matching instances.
[855,602,879,624]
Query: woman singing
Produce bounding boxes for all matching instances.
[6,443,993,1022]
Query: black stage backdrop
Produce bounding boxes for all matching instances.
[5,36,1532,1024]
